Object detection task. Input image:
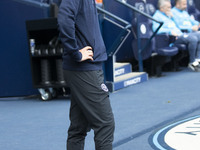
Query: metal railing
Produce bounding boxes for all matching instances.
[97,6,132,82]
[97,6,132,57]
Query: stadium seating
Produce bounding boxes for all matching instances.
[187,0,200,21]
[127,0,179,76]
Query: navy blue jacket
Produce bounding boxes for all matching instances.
[58,0,107,71]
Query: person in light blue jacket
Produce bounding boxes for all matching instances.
[171,0,200,63]
[152,0,200,71]
[172,0,200,32]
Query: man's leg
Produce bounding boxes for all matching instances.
[64,70,115,150]
[190,32,200,60]
[67,94,90,150]
[175,34,198,63]
[64,71,90,150]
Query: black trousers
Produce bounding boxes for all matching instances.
[63,70,115,150]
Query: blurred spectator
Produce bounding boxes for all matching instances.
[152,0,200,71]
[193,0,200,14]
[172,0,200,32]
[95,0,103,7]
[172,0,200,63]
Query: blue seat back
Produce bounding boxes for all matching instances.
[128,0,155,60]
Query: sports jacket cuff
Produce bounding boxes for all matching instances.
[71,51,82,62]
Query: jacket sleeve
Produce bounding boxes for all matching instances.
[152,12,172,34]
[172,9,199,32]
[57,0,82,61]
[189,15,199,26]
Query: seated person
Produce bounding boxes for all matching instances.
[172,0,200,63]
[152,0,200,72]
[172,0,200,32]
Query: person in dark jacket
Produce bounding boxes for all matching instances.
[57,0,115,150]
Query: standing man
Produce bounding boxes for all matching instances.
[57,0,115,150]
[152,0,200,71]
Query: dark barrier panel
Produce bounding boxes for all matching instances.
[103,0,135,62]
[0,0,50,97]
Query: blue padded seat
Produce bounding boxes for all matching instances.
[154,34,179,56]
[157,47,178,56]
[169,35,188,51]
[174,43,187,51]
